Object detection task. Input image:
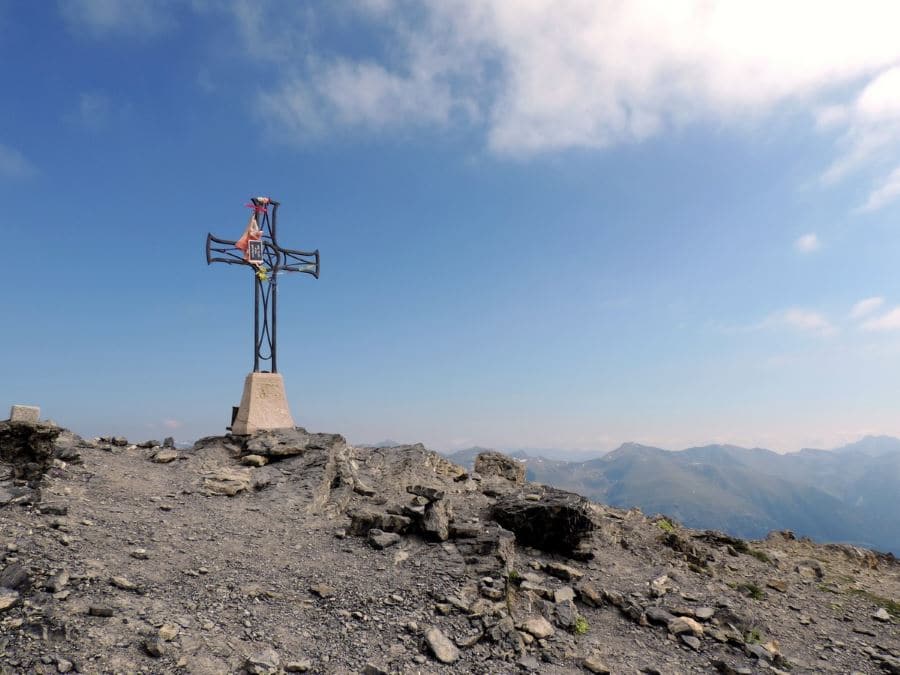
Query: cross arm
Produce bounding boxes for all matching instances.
[279,246,320,278]
[206,233,251,266]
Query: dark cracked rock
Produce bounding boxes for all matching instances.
[490,487,596,556]
[0,421,62,482]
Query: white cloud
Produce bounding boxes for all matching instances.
[162,419,183,430]
[781,309,836,336]
[0,143,36,178]
[226,0,314,62]
[249,1,900,159]
[764,308,836,336]
[850,296,885,319]
[818,66,900,212]
[861,307,900,332]
[59,0,900,200]
[794,233,820,253]
[859,165,900,212]
[259,58,466,141]
[59,0,174,37]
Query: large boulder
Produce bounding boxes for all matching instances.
[490,487,596,556]
[474,451,525,483]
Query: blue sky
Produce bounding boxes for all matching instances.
[2,1,900,454]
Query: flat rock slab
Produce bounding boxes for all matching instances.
[0,588,20,611]
[201,467,253,496]
[583,656,611,674]
[244,427,346,459]
[668,616,704,637]
[368,529,402,550]
[545,561,584,581]
[152,449,179,464]
[521,616,555,638]
[646,606,675,625]
[424,627,459,664]
[241,454,268,467]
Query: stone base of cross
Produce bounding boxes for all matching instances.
[231,372,294,435]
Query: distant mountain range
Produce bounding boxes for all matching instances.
[443,436,900,555]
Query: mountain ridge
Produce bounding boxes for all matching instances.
[443,436,900,555]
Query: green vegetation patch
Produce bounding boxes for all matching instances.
[745,628,763,644]
[574,616,590,635]
[688,562,711,576]
[748,549,771,564]
[736,582,765,600]
[656,518,676,534]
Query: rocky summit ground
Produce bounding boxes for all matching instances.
[1,420,898,674]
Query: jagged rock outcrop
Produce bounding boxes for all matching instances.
[474,450,525,483]
[0,420,63,483]
[0,424,897,674]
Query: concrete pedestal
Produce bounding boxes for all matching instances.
[9,405,40,424]
[230,372,295,436]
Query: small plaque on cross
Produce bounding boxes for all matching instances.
[248,239,263,264]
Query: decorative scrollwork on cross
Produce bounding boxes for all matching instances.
[206,197,319,373]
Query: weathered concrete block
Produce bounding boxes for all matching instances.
[9,405,40,425]
[231,373,294,435]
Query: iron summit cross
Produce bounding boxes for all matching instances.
[206,196,320,435]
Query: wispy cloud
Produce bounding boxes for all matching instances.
[162,419,183,430]
[68,92,111,131]
[859,165,900,212]
[821,67,900,178]
[819,65,900,212]
[0,143,36,178]
[259,60,466,142]
[850,296,884,319]
[58,0,174,37]
[758,308,837,337]
[778,308,837,336]
[794,233,820,253]
[226,0,314,62]
[861,307,900,332]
